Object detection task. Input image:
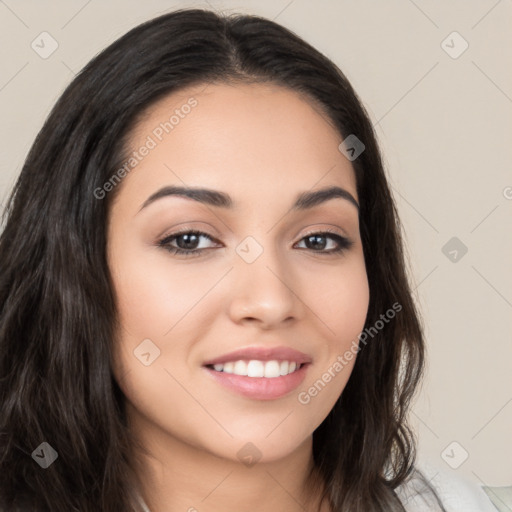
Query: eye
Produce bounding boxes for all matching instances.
[158,230,220,257]
[294,230,353,254]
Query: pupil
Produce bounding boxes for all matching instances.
[308,235,326,250]
[178,234,199,249]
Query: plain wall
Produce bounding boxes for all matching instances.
[1,0,511,488]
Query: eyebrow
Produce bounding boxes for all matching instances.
[139,185,359,213]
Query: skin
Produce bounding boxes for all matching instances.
[108,82,370,512]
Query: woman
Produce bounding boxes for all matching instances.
[0,7,481,512]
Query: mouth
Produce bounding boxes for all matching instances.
[202,346,312,400]
[202,350,311,400]
[205,359,305,378]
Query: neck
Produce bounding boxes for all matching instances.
[127,405,329,512]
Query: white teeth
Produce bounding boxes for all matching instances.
[210,359,302,378]
[264,360,280,378]
[233,360,247,375]
[223,362,234,374]
[247,360,264,377]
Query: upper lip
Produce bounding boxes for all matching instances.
[203,346,312,366]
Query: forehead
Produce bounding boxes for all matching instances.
[119,81,357,205]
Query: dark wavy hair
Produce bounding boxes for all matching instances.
[0,8,439,511]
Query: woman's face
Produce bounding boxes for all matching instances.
[108,82,369,463]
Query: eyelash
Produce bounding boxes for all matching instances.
[157,229,353,258]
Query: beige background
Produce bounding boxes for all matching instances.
[1,0,511,488]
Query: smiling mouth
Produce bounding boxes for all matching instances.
[203,360,310,401]
[205,359,305,378]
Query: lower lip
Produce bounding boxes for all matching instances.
[203,364,310,400]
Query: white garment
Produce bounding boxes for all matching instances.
[396,462,498,512]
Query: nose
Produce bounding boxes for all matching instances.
[227,244,304,329]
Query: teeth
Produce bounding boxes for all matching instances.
[247,360,264,377]
[264,361,280,378]
[223,362,234,374]
[234,360,247,375]
[210,360,302,378]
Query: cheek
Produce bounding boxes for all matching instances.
[308,253,370,343]
[110,242,218,338]
[294,255,369,422]
[108,240,225,396]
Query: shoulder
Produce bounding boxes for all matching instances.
[395,462,499,512]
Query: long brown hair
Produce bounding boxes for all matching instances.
[0,8,433,511]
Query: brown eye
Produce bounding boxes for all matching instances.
[295,232,353,254]
[158,230,219,257]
